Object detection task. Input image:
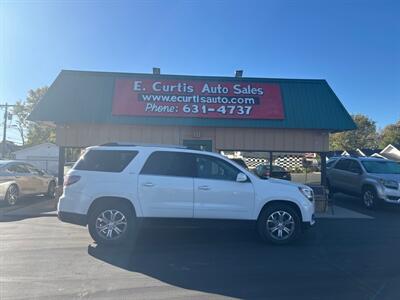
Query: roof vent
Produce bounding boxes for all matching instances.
[235,70,243,78]
[153,67,161,75]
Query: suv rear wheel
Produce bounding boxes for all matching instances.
[257,203,301,245]
[88,202,135,245]
[46,181,56,198]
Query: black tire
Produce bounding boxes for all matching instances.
[257,203,301,245]
[88,201,135,246]
[362,187,381,210]
[46,181,56,198]
[5,184,19,206]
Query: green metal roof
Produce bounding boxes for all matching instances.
[29,70,356,132]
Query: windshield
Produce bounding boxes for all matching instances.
[361,161,400,174]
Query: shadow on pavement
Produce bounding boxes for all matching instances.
[0,196,57,222]
[87,226,299,299]
[333,193,400,216]
[87,206,400,300]
[88,222,379,299]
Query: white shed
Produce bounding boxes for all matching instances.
[12,143,59,175]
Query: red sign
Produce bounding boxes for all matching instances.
[112,77,284,119]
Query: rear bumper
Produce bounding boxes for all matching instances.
[58,211,87,226]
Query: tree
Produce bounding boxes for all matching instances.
[11,100,28,145]
[380,120,400,148]
[12,87,55,146]
[330,114,378,150]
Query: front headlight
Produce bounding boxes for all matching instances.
[299,187,314,201]
[379,179,399,190]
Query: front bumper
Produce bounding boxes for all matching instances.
[58,211,87,226]
[382,195,400,204]
[377,186,400,204]
[302,214,316,230]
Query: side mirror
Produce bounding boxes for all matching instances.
[236,172,248,182]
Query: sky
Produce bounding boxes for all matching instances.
[0,0,399,144]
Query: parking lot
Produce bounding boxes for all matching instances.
[1,195,400,300]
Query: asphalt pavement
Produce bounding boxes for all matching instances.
[1,195,400,300]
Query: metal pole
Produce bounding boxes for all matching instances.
[320,152,327,186]
[58,147,65,185]
[2,103,8,159]
[269,151,273,172]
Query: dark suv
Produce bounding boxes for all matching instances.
[326,157,400,209]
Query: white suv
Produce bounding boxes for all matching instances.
[58,144,315,245]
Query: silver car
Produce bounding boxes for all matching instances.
[0,161,57,206]
[327,157,400,209]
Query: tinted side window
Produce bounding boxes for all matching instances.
[25,164,41,174]
[7,165,18,173]
[348,161,362,173]
[140,151,195,177]
[74,150,138,172]
[327,160,337,167]
[8,164,29,173]
[273,166,286,172]
[195,155,240,181]
[334,159,351,171]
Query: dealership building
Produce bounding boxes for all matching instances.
[29,70,356,184]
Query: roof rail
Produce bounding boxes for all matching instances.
[99,142,187,149]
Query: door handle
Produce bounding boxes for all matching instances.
[143,182,154,187]
[198,185,210,191]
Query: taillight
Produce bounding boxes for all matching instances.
[64,175,81,186]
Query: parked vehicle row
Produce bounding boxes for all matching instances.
[0,161,57,206]
[58,144,315,245]
[229,158,293,181]
[255,164,292,181]
[326,157,400,209]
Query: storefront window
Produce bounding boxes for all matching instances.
[221,151,322,185]
[271,152,321,185]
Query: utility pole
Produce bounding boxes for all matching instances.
[0,103,16,159]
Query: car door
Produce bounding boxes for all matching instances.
[346,160,364,194]
[6,164,32,195]
[25,164,48,194]
[138,151,195,218]
[193,154,255,220]
[329,158,352,191]
[332,159,362,194]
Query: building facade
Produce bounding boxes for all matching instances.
[29,70,356,184]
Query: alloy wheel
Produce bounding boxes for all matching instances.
[266,210,295,240]
[363,190,375,208]
[7,185,18,206]
[95,209,128,240]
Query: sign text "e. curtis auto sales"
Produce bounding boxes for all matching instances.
[112,77,285,119]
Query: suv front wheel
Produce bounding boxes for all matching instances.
[257,203,301,245]
[88,202,135,246]
[362,187,381,210]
